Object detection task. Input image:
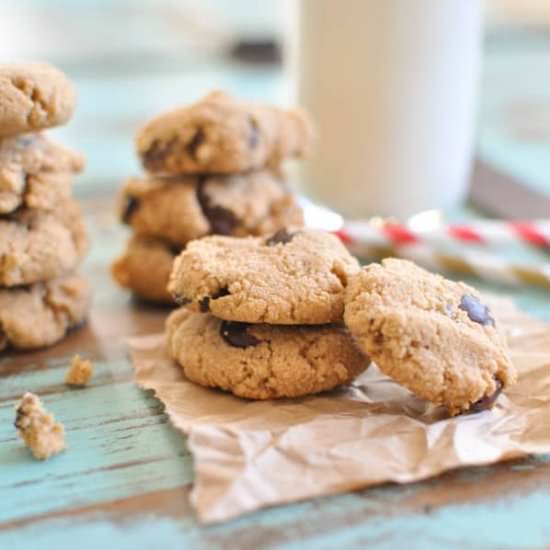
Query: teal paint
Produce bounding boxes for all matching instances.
[0,373,192,524]
[1,489,550,549]
[0,518,188,550]
[279,492,550,549]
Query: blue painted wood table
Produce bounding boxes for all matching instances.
[2,30,550,550]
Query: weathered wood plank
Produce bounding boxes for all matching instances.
[1,456,550,548]
[0,375,193,524]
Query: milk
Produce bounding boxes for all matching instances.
[291,0,483,219]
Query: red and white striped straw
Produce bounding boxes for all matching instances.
[341,219,550,249]
[335,227,550,289]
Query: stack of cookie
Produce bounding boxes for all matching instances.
[112,91,312,304]
[165,232,516,413]
[165,229,369,399]
[0,63,89,352]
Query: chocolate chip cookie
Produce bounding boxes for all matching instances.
[0,133,84,213]
[0,200,88,286]
[344,259,516,415]
[136,90,313,175]
[0,273,89,351]
[112,236,179,303]
[166,308,368,399]
[168,229,360,324]
[0,63,76,137]
[118,170,303,246]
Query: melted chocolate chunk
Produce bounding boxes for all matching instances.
[186,127,205,160]
[196,178,238,235]
[220,321,260,348]
[142,139,165,169]
[265,228,295,246]
[168,243,183,256]
[122,195,140,224]
[469,378,503,413]
[208,206,238,235]
[248,115,259,148]
[14,408,25,430]
[198,287,230,312]
[459,294,495,326]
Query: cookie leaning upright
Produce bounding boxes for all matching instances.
[0,63,90,352]
[136,90,313,175]
[344,258,516,415]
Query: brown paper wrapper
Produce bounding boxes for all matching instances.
[129,297,550,523]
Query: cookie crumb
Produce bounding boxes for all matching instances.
[15,392,65,460]
[65,354,93,387]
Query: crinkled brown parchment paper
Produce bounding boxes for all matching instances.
[129,297,550,523]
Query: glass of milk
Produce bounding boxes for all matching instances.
[290,0,483,219]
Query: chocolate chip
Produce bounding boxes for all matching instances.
[142,139,166,169]
[198,287,230,312]
[121,195,140,224]
[213,288,230,299]
[196,178,238,235]
[168,244,182,256]
[220,321,260,348]
[248,115,259,148]
[265,228,295,246]
[14,409,24,430]
[209,207,238,235]
[469,378,503,413]
[186,127,205,160]
[143,136,184,171]
[459,294,495,326]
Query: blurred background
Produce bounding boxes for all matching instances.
[0,0,549,202]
